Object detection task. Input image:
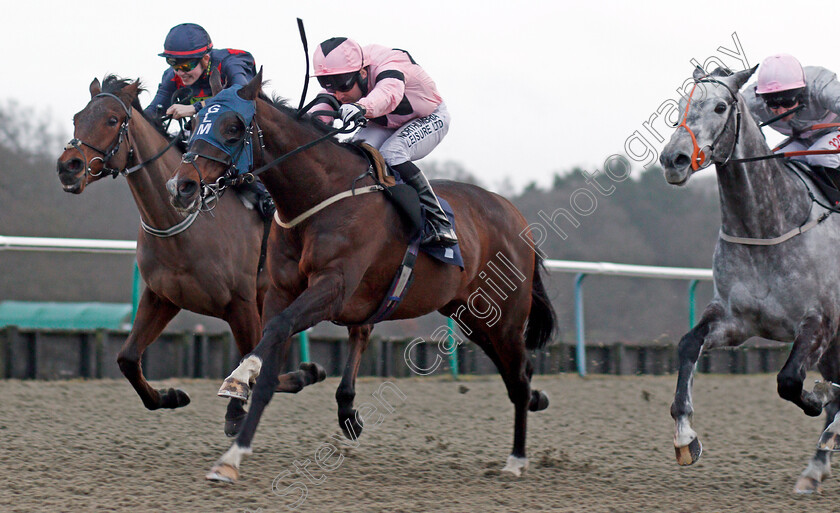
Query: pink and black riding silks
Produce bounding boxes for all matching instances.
[310,39,442,128]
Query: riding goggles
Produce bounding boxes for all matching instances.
[317,71,359,93]
[167,58,202,72]
[762,91,801,109]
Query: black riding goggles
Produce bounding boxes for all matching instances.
[762,91,802,109]
[317,71,359,93]
[167,57,202,72]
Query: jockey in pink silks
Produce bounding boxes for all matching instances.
[744,53,840,168]
[307,37,457,247]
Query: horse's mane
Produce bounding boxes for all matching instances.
[260,92,346,144]
[101,75,146,113]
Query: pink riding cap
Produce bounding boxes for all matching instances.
[757,54,807,94]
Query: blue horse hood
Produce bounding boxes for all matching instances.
[190,85,256,175]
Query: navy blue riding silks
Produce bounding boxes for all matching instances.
[189,85,256,175]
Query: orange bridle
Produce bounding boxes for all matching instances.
[676,78,740,171]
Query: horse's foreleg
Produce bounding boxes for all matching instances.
[336,325,373,438]
[116,288,188,410]
[777,313,832,417]
[800,397,840,493]
[796,345,840,493]
[209,271,348,484]
[671,305,730,466]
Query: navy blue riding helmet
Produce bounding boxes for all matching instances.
[159,23,213,60]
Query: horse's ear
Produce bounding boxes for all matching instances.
[238,66,263,101]
[89,78,101,98]
[692,66,706,82]
[122,80,141,102]
[729,64,759,91]
[210,68,223,96]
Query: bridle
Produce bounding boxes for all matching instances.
[180,113,264,212]
[676,76,742,171]
[66,92,134,179]
[65,91,197,237]
[678,76,840,245]
[65,92,183,180]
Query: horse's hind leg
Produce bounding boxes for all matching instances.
[777,313,833,417]
[335,325,373,439]
[116,288,189,409]
[447,305,534,477]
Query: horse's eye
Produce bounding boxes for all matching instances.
[223,125,243,144]
[714,103,727,114]
[108,116,119,126]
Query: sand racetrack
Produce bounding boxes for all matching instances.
[1,373,837,512]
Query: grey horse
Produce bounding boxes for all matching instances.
[660,65,840,493]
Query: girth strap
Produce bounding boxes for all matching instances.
[334,232,423,327]
[720,212,830,246]
[273,184,384,229]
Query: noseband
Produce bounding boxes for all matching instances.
[676,77,742,171]
[65,93,134,178]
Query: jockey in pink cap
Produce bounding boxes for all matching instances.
[744,54,840,168]
[308,37,456,247]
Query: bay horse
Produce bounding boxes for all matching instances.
[166,69,556,483]
[661,65,840,493]
[56,76,331,435]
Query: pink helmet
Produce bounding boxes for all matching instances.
[756,54,806,94]
[313,37,366,76]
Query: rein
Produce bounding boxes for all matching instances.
[681,77,840,245]
[184,105,363,217]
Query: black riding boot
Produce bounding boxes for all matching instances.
[238,180,275,219]
[393,161,458,247]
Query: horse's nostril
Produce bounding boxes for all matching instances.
[59,158,83,174]
[674,154,691,168]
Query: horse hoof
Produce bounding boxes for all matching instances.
[529,390,549,412]
[206,463,239,484]
[300,361,327,383]
[218,378,250,401]
[340,412,363,439]
[818,429,840,451]
[794,476,822,494]
[158,388,191,409]
[675,437,702,466]
[500,455,528,477]
[224,415,246,438]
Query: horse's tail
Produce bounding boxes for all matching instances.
[524,253,557,350]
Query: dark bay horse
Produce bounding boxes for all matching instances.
[166,70,556,483]
[56,76,329,435]
[661,65,840,493]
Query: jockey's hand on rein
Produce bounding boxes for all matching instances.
[339,103,366,126]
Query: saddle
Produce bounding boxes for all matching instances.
[353,143,423,236]
[787,161,840,207]
[358,142,396,187]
